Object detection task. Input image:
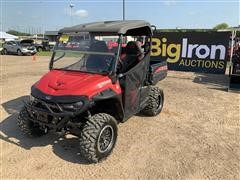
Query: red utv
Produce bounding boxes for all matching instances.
[18,20,167,163]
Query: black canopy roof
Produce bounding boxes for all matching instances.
[59,20,152,35]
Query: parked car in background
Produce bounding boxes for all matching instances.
[33,42,44,52]
[48,41,56,49]
[2,39,37,55]
[0,43,3,54]
[0,41,3,54]
[33,39,52,52]
[41,39,51,51]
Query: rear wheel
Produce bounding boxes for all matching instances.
[141,86,164,116]
[37,47,43,52]
[79,113,118,163]
[17,49,22,56]
[18,107,46,137]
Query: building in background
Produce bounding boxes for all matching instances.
[44,31,58,42]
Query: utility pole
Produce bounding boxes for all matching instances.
[41,1,45,39]
[123,0,125,20]
[70,3,75,25]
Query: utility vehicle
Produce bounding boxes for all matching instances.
[18,20,167,163]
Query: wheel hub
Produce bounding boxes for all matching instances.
[97,125,114,153]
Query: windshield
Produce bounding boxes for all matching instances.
[14,41,21,46]
[52,33,120,74]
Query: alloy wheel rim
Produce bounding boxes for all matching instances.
[97,125,114,153]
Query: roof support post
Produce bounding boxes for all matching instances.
[229,30,236,76]
[123,0,125,20]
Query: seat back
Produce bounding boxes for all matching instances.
[125,41,142,55]
[120,41,144,72]
[86,41,109,71]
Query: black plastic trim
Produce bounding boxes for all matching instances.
[92,88,118,101]
[31,86,89,103]
[92,88,124,121]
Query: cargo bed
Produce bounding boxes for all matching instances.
[148,60,168,85]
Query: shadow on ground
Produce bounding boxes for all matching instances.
[1,96,89,164]
[193,73,229,91]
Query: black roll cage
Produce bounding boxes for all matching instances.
[49,24,153,83]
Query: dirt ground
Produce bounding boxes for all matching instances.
[0,55,239,179]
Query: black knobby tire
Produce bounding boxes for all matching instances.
[17,49,22,56]
[37,47,43,52]
[141,86,164,116]
[79,113,118,163]
[18,107,46,137]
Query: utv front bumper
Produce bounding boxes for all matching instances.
[25,101,75,131]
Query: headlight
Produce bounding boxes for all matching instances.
[22,48,28,51]
[73,101,84,108]
[63,101,84,110]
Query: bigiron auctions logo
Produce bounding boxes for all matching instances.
[151,37,225,69]
[151,32,229,74]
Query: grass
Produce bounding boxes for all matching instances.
[37,51,82,57]
[37,51,53,56]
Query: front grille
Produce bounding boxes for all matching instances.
[32,98,63,113]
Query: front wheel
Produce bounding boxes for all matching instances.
[79,113,118,163]
[141,86,164,116]
[17,49,22,56]
[18,107,47,137]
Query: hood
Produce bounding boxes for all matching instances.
[34,70,120,98]
[20,39,35,49]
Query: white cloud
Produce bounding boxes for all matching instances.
[74,10,88,17]
[164,0,176,6]
[64,8,89,18]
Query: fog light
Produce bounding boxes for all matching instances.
[63,101,84,110]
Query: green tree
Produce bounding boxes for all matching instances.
[213,23,229,30]
[6,30,31,36]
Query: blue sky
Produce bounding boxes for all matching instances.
[1,0,239,33]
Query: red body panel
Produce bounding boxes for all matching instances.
[35,70,122,98]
